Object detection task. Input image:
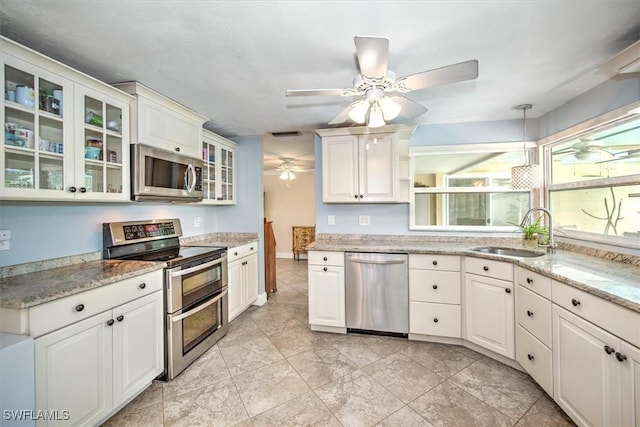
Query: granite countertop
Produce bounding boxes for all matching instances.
[0,259,164,309]
[0,232,259,311]
[308,237,640,314]
[180,232,259,249]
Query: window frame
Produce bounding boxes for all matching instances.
[540,103,640,251]
[410,142,536,231]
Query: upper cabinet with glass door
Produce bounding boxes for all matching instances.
[201,129,237,205]
[1,36,133,201]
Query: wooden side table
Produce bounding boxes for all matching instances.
[292,226,315,261]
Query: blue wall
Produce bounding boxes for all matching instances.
[315,76,640,236]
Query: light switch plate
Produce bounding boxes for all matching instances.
[327,215,335,225]
[359,215,370,226]
[0,240,9,251]
[0,229,10,240]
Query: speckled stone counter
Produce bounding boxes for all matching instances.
[181,232,259,249]
[308,234,640,314]
[0,258,164,309]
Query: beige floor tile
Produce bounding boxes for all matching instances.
[233,359,311,417]
[219,336,284,376]
[315,370,404,426]
[362,352,444,403]
[515,393,577,427]
[251,391,341,426]
[268,322,328,357]
[323,332,412,368]
[163,378,249,427]
[402,341,482,378]
[376,405,435,427]
[217,316,264,349]
[410,381,513,427]
[287,344,359,389]
[163,345,231,399]
[449,356,542,421]
[101,400,164,427]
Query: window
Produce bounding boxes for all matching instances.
[545,116,640,248]
[410,143,533,230]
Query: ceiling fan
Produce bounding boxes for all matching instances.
[285,35,479,127]
[553,138,639,162]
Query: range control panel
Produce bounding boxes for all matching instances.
[103,218,183,247]
[123,222,176,240]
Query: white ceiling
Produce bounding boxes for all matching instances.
[1,1,639,172]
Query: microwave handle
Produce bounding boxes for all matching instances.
[185,164,196,193]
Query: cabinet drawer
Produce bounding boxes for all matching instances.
[29,270,163,338]
[409,254,461,271]
[409,270,461,304]
[552,280,640,348]
[410,302,461,338]
[516,266,552,300]
[517,285,552,347]
[308,251,344,267]
[517,325,553,397]
[228,241,258,262]
[465,257,513,281]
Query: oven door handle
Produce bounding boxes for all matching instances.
[171,289,227,323]
[170,256,226,278]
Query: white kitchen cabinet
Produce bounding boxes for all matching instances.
[409,254,461,338]
[228,242,258,321]
[308,251,345,332]
[1,37,133,202]
[113,81,207,159]
[316,125,416,203]
[464,258,515,358]
[620,340,640,427]
[201,129,237,205]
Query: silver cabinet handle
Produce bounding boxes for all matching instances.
[172,289,227,322]
[349,258,406,265]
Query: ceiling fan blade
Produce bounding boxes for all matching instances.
[354,35,389,79]
[390,95,428,120]
[553,148,578,155]
[393,59,479,92]
[286,88,356,97]
[328,104,353,125]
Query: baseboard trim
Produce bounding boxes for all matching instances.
[252,292,267,306]
[276,252,308,260]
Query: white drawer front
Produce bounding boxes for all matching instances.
[308,251,344,267]
[517,325,553,397]
[552,280,640,348]
[465,257,513,282]
[410,302,461,338]
[409,270,461,304]
[29,270,163,338]
[517,285,552,347]
[409,254,461,271]
[228,241,258,262]
[516,266,552,300]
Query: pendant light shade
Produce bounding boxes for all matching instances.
[348,99,369,124]
[367,101,386,128]
[378,97,401,121]
[511,104,539,189]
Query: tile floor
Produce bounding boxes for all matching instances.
[103,258,576,427]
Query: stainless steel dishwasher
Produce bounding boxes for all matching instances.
[345,252,409,336]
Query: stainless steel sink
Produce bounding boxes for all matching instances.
[470,246,545,258]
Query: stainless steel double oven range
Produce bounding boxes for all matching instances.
[103,218,228,380]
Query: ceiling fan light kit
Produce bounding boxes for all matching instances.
[511,104,540,190]
[286,35,479,128]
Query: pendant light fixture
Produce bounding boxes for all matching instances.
[511,104,540,189]
[347,88,401,128]
[278,159,297,187]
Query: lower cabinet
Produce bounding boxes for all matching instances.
[307,251,345,330]
[553,304,640,427]
[34,291,163,426]
[228,242,259,321]
[464,272,515,358]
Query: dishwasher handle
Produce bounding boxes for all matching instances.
[348,258,406,265]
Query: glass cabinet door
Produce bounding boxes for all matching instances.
[220,146,233,202]
[2,56,73,199]
[202,140,217,201]
[75,87,128,200]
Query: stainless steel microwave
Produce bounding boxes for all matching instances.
[131,144,203,202]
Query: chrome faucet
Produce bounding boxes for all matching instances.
[520,207,558,253]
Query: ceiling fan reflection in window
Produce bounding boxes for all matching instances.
[285,36,479,127]
[553,138,640,162]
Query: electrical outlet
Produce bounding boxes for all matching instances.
[0,240,9,251]
[359,215,370,226]
[327,215,335,225]
[0,229,10,240]
[194,217,201,228]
